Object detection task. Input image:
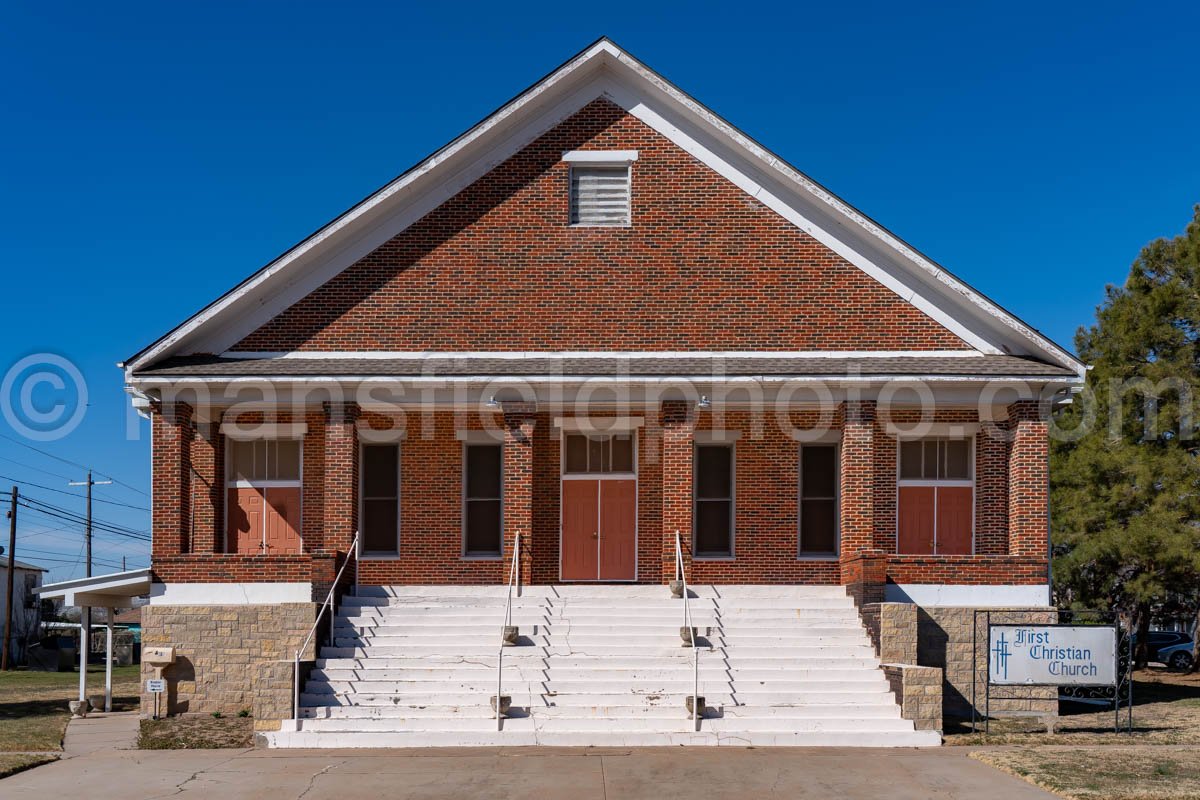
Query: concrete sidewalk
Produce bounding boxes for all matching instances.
[1,746,1055,799]
[62,711,140,756]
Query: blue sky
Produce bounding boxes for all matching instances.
[2,1,1197,581]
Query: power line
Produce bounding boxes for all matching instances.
[17,494,150,535]
[17,500,151,542]
[0,432,149,499]
[0,473,150,512]
[0,454,74,482]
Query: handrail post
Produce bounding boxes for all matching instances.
[292,530,360,728]
[675,530,700,732]
[497,527,521,732]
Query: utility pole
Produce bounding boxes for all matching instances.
[2,486,16,671]
[68,471,111,658]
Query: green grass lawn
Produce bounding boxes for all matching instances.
[0,665,140,753]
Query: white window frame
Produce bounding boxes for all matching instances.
[358,442,402,559]
[461,441,504,560]
[560,431,638,479]
[565,151,636,228]
[222,438,304,553]
[894,435,976,555]
[797,442,840,560]
[693,440,736,561]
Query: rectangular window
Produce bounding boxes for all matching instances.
[229,439,302,483]
[897,437,973,555]
[361,444,400,555]
[562,433,634,474]
[569,165,631,226]
[463,444,503,557]
[694,444,734,558]
[799,445,838,556]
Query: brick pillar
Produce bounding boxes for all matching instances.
[975,425,1008,555]
[502,405,536,586]
[1007,400,1049,557]
[661,400,695,583]
[322,402,360,554]
[188,419,223,554]
[839,400,876,556]
[152,401,193,558]
[839,400,880,593]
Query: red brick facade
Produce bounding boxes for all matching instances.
[148,400,1049,589]
[232,99,969,354]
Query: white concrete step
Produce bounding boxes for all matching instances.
[309,666,886,683]
[293,715,919,734]
[304,677,887,697]
[298,701,903,720]
[353,585,851,600]
[300,688,895,708]
[266,729,941,748]
[283,584,928,750]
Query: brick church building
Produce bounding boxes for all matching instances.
[118,39,1082,746]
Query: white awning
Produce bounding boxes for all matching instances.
[37,568,152,608]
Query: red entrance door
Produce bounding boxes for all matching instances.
[561,480,599,580]
[561,478,636,581]
[599,479,636,580]
[265,487,303,554]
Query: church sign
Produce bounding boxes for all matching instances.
[988,624,1117,686]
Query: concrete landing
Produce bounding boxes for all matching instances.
[0,746,1056,799]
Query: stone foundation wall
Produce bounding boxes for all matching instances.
[862,602,918,664]
[917,606,1057,718]
[140,603,317,717]
[882,663,943,733]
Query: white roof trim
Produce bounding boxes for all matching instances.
[125,38,1084,378]
[37,568,152,607]
[562,149,638,163]
[219,349,986,361]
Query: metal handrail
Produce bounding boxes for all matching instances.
[496,528,521,730]
[293,531,360,722]
[675,530,700,732]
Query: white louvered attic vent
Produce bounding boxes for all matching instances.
[570,165,631,226]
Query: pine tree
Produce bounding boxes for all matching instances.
[1051,206,1200,667]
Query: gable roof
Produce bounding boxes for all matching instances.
[123,37,1085,379]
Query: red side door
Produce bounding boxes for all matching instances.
[265,487,303,554]
[228,487,264,554]
[935,486,973,555]
[897,486,935,554]
[561,479,599,580]
[598,479,636,581]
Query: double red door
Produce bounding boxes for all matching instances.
[561,479,636,581]
[227,486,302,554]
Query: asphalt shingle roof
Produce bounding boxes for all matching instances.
[133,354,1077,379]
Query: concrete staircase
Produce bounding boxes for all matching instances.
[265,585,940,747]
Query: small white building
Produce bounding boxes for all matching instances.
[1,558,47,664]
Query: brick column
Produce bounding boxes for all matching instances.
[660,400,695,583]
[839,400,880,593]
[1007,400,1049,557]
[975,426,1008,554]
[188,419,223,554]
[322,402,360,555]
[152,401,193,558]
[502,405,536,586]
